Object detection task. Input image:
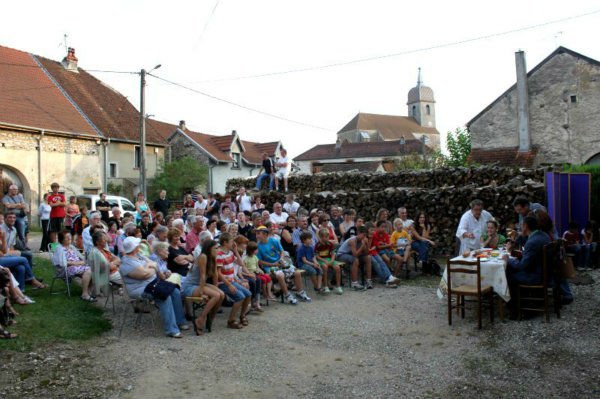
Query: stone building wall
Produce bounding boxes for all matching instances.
[469,50,600,165]
[0,128,103,226]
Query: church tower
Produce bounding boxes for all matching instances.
[407,68,436,128]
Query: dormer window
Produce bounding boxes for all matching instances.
[232,153,241,169]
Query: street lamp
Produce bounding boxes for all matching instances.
[139,64,161,199]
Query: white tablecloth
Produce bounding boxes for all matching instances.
[437,254,510,302]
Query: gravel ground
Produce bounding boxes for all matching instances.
[2,233,598,399]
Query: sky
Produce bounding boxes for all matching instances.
[2,0,600,159]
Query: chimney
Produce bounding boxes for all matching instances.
[61,47,78,72]
[178,120,186,130]
[515,50,531,153]
[231,130,237,136]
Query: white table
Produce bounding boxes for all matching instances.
[437,254,510,302]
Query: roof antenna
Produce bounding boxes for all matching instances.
[553,31,563,48]
[58,33,68,52]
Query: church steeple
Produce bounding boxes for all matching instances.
[407,68,436,128]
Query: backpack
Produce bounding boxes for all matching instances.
[423,259,441,276]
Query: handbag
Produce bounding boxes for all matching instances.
[143,277,176,300]
[556,244,576,280]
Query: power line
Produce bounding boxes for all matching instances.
[147,72,334,131]
[192,8,600,83]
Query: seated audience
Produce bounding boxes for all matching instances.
[167,228,193,280]
[318,214,338,245]
[581,221,598,269]
[87,230,123,296]
[185,216,205,254]
[270,202,289,226]
[120,236,188,338]
[52,231,95,302]
[335,226,371,291]
[563,221,583,268]
[366,225,400,287]
[244,241,274,300]
[315,228,342,295]
[256,226,309,304]
[339,208,355,240]
[391,219,412,277]
[410,212,435,265]
[181,239,225,335]
[296,232,322,294]
[283,194,300,216]
[216,233,251,329]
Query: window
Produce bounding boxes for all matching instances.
[134,146,141,168]
[121,199,136,212]
[360,131,371,142]
[232,152,241,169]
[426,105,431,115]
[412,105,416,116]
[109,163,118,178]
[570,95,577,103]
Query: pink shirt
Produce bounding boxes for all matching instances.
[186,229,200,254]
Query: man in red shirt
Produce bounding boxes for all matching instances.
[48,182,67,234]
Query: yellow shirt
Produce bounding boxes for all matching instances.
[245,254,259,273]
[390,230,411,252]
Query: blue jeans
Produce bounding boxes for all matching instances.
[299,263,323,276]
[370,254,391,281]
[0,256,29,290]
[15,216,27,244]
[243,276,262,300]
[256,173,274,190]
[20,251,33,269]
[219,281,252,302]
[411,240,430,262]
[145,288,186,336]
[581,243,597,268]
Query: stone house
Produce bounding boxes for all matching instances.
[0,44,105,223]
[168,123,282,193]
[468,46,600,166]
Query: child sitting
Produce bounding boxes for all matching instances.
[563,221,583,268]
[581,221,597,269]
[234,236,263,312]
[296,232,323,294]
[372,220,395,268]
[245,241,275,300]
[315,228,342,295]
[390,218,412,278]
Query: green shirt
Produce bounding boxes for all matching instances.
[480,233,506,249]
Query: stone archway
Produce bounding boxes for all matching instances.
[0,165,31,212]
[585,152,600,165]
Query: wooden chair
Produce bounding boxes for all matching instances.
[446,258,494,330]
[516,241,562,323]
[184,296,206,320]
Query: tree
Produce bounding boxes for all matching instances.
[148,156,207,201]
[445,127,471,167]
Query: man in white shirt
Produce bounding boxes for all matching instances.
[455,199,494,254]
[236,187,252,213]
[397,207,414,230]
[274,149,290,192]
[270,202,289,226]
[282,193,300,215]
[194,194,207,211]
[83,212,103,255]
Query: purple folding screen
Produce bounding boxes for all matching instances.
[545,172,591,236]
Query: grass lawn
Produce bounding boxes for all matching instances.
[0,257,112,351]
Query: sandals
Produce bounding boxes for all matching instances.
[81,295,97,302]
[239,316,249,326]
[227,320,243,329]
[193,318,205,336]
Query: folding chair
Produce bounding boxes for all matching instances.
[48,244,75,298]
[118,285,159,337]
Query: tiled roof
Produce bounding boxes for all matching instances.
[338,112,439,140]
[241,140,279,164]
[0,45,99,136]
[294,139,428,161]
[36,54,166,145]
[210,135,235,151]
[319,161,382,173]
[146,119,178,143]
[469,147,538,167]
[175,129,233,162]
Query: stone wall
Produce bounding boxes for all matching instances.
[469,50,600,165]
[226,166,549,256]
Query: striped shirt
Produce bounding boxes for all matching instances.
[216,250,236,282]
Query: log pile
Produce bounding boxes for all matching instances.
[226,165,549,193]
[220,172,547,256]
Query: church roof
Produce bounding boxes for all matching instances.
[294,139,429,161]
[337,112,438,140]
[407,85,435,104]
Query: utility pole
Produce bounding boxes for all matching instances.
[139,68,147,199]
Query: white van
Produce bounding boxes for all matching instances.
[76,195,138,219]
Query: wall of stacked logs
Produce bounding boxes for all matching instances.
[224,167,550,256]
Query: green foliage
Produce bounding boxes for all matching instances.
[395,151,446,170]
[563,164,600,222]
[106,182,122,196]
[0,257,111,351]
[148,156,207,200]
[445,127,472,167]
